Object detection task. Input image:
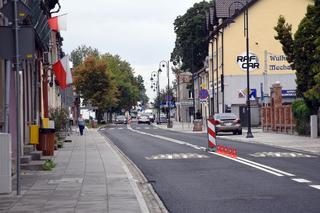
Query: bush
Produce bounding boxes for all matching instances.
[292,99,310,135]
[49,107,68,132]
[42,160,56,171]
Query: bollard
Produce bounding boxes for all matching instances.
[207,119,217,151]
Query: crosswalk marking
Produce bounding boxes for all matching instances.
[249,152,316,158]
[146,153,209,160]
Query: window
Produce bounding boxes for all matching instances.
[188,89,193,99]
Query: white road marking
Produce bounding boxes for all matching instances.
[291,178,311,183]
[128,126,294,177]
[310,185,320,190]
[118,128,124,130]
[136,127,141,129]
[236,157,295,177]
[250,152,316,158]
[146,153,209,160]
[110,128,114,130]
[144,127,150,129]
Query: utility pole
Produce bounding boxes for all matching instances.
[13,0,21,195]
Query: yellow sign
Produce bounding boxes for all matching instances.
[42,118,49,128]
[30,125,39,145]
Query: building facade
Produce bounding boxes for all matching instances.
[0,0,67,165]
[208,0,312,120]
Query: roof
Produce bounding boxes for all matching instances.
[215,0,256,18]
[210,0,258,37]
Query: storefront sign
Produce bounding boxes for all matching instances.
[282,89,296,97]
[236,52,260,71]
[268,54,292,71]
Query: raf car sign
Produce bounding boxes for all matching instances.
[237,52,260,71]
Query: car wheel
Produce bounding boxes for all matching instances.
[138,121,140,124]
[148,122,151,125]
[233,131,237,135]
[238,130,242,135]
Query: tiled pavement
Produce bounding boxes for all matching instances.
[0,129,146,213]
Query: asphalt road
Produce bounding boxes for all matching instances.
[99,122,320,213]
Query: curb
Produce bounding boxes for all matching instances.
[97,129,169,213]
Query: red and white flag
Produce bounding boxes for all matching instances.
[48,14,67,32]
[53,55,72,90]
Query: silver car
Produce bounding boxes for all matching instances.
[138,114,151,125]
[214,113,242,135]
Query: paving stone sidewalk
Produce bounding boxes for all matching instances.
[154,121,320,155]
[0,129,145,213]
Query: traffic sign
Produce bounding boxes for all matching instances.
[199,89,209,99]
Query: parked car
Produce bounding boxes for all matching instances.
[114,115,127,124]
[156,113,167,124]
[214,113,242,135]
[138,114,151,125]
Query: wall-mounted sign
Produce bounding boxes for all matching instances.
[282,89,296,97]
[236,52,260,71]
[268,54,293,71]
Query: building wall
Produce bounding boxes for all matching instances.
[209,0,311,111]
[176,72,193,122]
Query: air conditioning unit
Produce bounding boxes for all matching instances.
[0,133,11,194]
[43,51,50,65]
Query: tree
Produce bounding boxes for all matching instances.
[102,53,142,112]
[70,45,99,68]
[171,1,211,73]
[135,75,149,107]
[274,1,320,114]
[73,56,117,121]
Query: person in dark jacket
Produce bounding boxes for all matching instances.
[78,114,85,135]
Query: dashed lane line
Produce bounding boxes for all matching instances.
[291,178,311,183]
[310,185,320,190]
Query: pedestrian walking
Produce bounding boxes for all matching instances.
[78,114,85,136]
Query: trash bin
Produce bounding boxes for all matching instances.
[193,119,203,131]
[38,128,55,156]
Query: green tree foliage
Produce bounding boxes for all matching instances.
[70,45,99,68]
[135,75,149,107]
[274,1,320,114]
[292,99,310,135]
[171,1,211,73]
[102,54,147,112]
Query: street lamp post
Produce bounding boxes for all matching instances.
[150,70,161,124]
[159,60,172,128]
[228,0,253,138]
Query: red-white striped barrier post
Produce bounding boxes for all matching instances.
[207,119,217,151]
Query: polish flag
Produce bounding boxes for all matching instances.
[48,14,67,32]
[53,55,72,90]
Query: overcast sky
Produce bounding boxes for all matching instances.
[59,0,204,101]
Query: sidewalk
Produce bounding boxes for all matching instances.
[154,121,320,155]
[0,129,148,213]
